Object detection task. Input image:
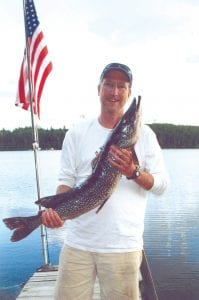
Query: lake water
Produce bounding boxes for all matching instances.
[0,149,199,300]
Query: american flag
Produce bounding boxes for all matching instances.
[16,0,52,118]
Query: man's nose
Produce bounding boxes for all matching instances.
[112,85,119,95]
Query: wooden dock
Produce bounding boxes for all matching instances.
[16,268,141,299]
[17,252,158,300]
[17,268,102,299]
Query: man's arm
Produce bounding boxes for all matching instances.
[56,184,72,194]
[41,185,71,228]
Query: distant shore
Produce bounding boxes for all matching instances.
[0,124,199,150]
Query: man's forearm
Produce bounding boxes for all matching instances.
[134,171,154,190]
[56,184,72,194]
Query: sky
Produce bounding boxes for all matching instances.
[0,0,199,130]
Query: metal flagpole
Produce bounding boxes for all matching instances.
[22,0,51,270]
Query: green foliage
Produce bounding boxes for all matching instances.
[149,124,199,149]
[0,127,67,151]
[0,124,198,150]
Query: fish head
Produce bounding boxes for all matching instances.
[111,96,141,148]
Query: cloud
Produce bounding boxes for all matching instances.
[89,15,179,46]
[0,91,14,99]
[187,56,199,63]
[63,1,178,45]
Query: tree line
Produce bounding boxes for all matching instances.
[149,124,199,149]
[0,127,67,151]
[0,124,198,151]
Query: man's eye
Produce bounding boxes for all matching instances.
[118,84,126,89]
[105,82,114,88]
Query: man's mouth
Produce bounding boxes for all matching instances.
[108,98,119,102]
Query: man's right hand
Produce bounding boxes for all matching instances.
[42,184,71,228]
[42,208,64,228]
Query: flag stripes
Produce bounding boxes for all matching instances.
[16,0,52,118]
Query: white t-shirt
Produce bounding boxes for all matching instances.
[58,118,168,252]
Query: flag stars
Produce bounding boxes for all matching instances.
[25,1,39,37]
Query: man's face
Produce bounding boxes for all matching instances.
[98,70,131,115]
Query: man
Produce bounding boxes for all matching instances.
[42,63,168,300]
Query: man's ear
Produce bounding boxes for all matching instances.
[128,88,132,98]
[97,84,101,96]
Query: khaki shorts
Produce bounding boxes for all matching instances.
[54,245,142,300]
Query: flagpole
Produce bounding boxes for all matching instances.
[22,0,51,270]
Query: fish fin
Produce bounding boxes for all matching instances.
[35,195,53,207]
[91,154,100,172]
[96,198,109,214]
[91,147,104,173]
[3,214,41,242]
[35,192,68,208]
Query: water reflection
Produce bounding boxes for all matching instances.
[144,149,199,299]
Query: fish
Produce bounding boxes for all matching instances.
[3,96,141,242]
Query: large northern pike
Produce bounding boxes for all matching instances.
[3,97,141,242]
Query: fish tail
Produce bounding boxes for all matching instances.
[3,214,41,242]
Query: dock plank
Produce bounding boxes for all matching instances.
[17,270,142,299]
[17,270,101,299]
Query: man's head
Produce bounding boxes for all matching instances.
[99,63,133,87]
[98,63,133,117]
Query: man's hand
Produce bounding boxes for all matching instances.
[108,145,136,177]
[108,145,154,190]
[41,185,71,228]
[42,208,64,228]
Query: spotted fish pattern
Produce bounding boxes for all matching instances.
[3,97,141,242]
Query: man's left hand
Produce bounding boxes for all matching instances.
[108,145,136,177]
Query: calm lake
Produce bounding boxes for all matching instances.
[0,149,199,300]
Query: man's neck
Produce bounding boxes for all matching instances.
[98,113,122,129]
